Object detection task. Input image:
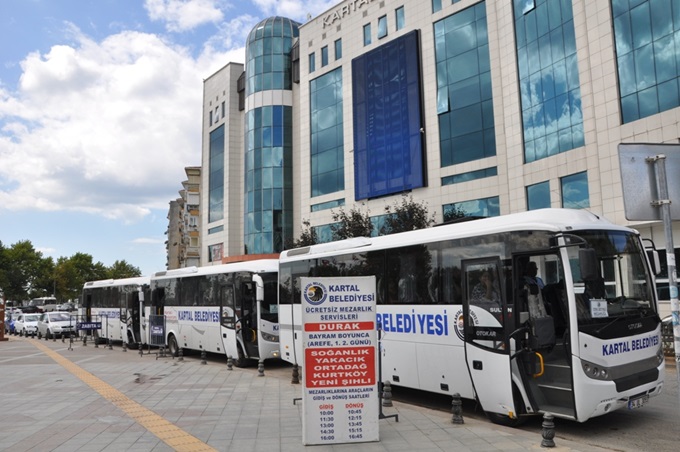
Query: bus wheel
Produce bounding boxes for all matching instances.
[127,332,139,349]
[168,334,179,357]
[232,344,249,368]
[484,387,527,427]
[486,412,525,427]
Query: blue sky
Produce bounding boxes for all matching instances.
[0,0,336,277]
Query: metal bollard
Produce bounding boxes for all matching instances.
[227,356,233,370]
[201,349,207,364]
[139,343,144,357]
[541,413,556,447]
[257,360,265,377]
[83,334,88,346]
[122,341,128,352]
[451,393,464,424]
[291,364,300,384]
[382,381,393,407]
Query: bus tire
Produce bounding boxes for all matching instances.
[484,386,527,427]
[168,334,179,357]
[127,332,139,349]
[233,344,249,368]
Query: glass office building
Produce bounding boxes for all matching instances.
[200,1,680,315]
[243,17,298,254]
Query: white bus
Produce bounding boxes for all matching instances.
[278,209,665,425]
[149,259,280,367]
[81,276,150,347]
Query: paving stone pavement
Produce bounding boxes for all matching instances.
[0,336,616,451]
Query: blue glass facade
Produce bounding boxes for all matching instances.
[514,0,584,163]
[244,17,298,254]
[352,30,425,200]
[612,0,680,123]
[245,17,298,94]
[208,125,224,223]
[435,2,496,167]
[310,68,345,197]
[244,106,293,254]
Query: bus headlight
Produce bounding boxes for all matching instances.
[581,360,611,381]
[656,349,665,366]
[260,332,279,342]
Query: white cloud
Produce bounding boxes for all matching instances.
[0,24,205,220]
[144,0,226,32]
[251,0,338,22]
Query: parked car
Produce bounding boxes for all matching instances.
[38,312,76,339]
[4,312,19,335]
[13,313,41,336]
[56,302,76,312]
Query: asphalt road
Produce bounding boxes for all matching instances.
[388,359,679,452]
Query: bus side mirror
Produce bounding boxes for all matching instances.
[648,249,661,275]
[579,248,599,281]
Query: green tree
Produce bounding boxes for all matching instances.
[286,219,319,249]
[0,240,47,302]
[331,204,373,240]
[107,260,142,279]
[380,195,436,235]
[54,253,109,302]
[0,241,8,297]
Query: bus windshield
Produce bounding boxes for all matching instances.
[567,230,657,332]
[260,273,279,322]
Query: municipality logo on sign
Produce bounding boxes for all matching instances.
[304,282,327,305]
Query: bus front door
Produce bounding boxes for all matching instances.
[462,259,518,424]
[239,281,259,359]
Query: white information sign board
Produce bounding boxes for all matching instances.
[301,276,378,446]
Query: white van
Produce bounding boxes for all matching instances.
[28,297,58,312]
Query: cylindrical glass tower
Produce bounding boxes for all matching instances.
[244,17,299,254]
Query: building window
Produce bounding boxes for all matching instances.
[377,16,388,39]
[208,125,224,223]
[311,198,345,212]
[396,6,405,31]
[526,181,551,210]
[612,0,680,123]
[310,68,345,197]
[208,225,223,234]
[363,23,372,46]
[321,46,329,67]
[441,167,497,186]
[432,0,442,13]
[208,243,223,262]
[309,52,316,73]
[443,196,500,221]
[209,110,213,126]
[514,0,584,163]
[335,38,342,60]
[561,172,589,209]
[221,101,225,118]
[434,2,496,167]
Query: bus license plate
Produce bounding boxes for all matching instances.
[628,395,649,410]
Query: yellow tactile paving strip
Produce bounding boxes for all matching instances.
[29,339,217,452]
